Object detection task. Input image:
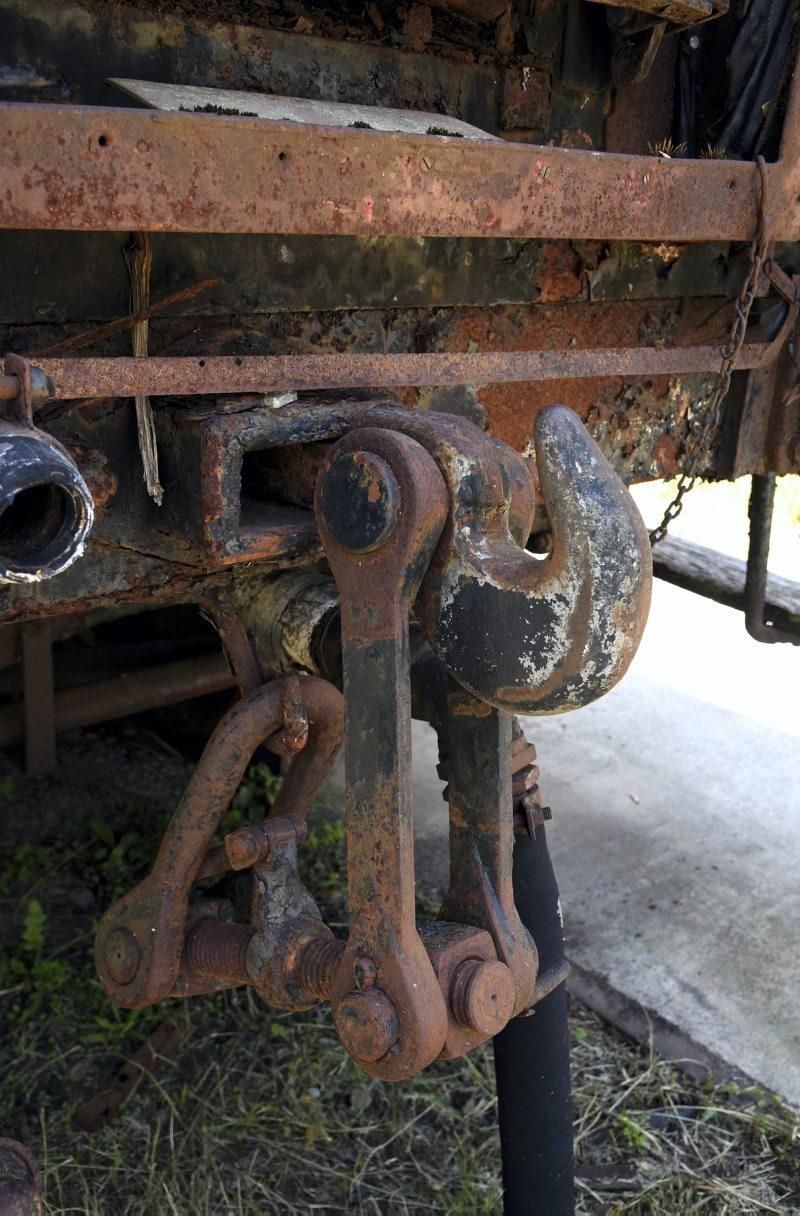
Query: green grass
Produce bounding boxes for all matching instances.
[0,728,797,1213]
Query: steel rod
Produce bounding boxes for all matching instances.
[0,340,779,403]
[0,652,236,748]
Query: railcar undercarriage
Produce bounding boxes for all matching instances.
[0,0,798,1211]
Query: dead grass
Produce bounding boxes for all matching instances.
[0,727,797,1214]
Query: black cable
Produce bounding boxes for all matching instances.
[712,0,797,157]
[493,824,574,1216]
[675,30,700,157]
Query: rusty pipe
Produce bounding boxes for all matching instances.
[0,421,93,584]
[0,651,236,750]
[23,335,787,401]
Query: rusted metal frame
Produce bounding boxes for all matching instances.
[0,652,237,750]
[439,682,538,1015]
[0,327,788,404]
[94,674,343,1009]
[197,591,265,694]
[1,98,798,242]
[315,428,452,1078]
[745,474,800,644]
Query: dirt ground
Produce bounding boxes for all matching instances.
[0,724,797,1214]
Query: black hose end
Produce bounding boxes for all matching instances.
[0,424,94,584]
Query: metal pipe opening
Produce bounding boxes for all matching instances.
[0,426,94,583]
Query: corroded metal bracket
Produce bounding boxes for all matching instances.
[309,406,648,1075]
[315,428,452,1079]
[95,675,344,1008]
[440,685,537,1017]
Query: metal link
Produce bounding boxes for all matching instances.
[649,156,771,546]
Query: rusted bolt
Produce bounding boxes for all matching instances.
[103,927,140,986]
[353,955,377,991]
[184,920,255,985]
[225,817,306,873]
[450,958,516,1035]
[293,934,345,1001]
[224,823,267,870]
[317,451,399,553]
[334,989,399,1062]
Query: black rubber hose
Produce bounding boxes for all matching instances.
[493,824,574,1216]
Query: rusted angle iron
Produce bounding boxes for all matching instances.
[0,54,798,241]
[0,334,787,403]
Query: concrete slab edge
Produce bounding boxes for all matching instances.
[566,961,797,1114]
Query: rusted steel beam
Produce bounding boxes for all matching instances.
[6,337,784,402]
[1,100,798,242]
[0,652,236,749]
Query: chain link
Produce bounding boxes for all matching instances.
[648,156,771,547]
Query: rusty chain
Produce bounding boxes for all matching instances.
[649,156,771,547]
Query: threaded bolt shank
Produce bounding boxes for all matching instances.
[184,920,255,985]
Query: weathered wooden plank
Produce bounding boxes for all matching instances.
[652,535,800,631]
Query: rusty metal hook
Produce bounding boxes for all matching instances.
[345,403,652,714]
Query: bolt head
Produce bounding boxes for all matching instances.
[334,989,399,1063]
[225,827,263,871]
[103,927,140,986]
[451,959,515,1036]
[318,451,399,554]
